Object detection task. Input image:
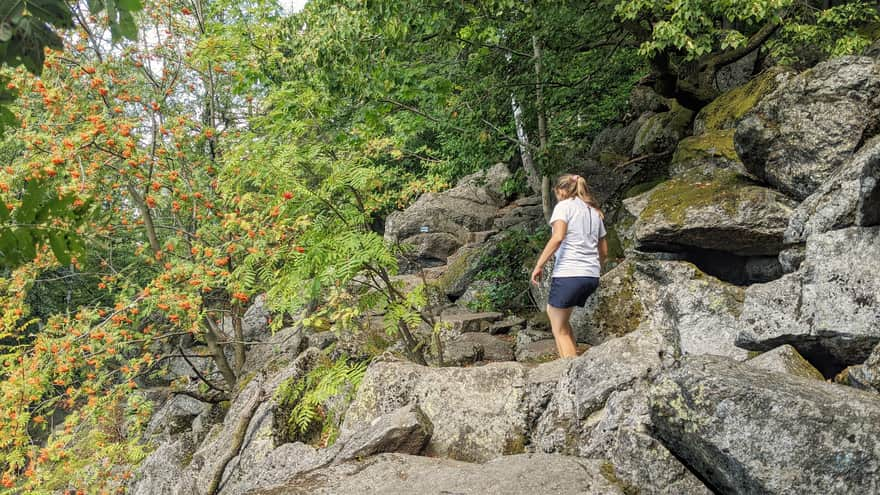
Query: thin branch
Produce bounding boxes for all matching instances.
[178,343,228,394]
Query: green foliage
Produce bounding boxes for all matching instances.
[615,0,794,60]
[500,168,530,201]
[273,354,368,447]
[766,1,879,64]
[473,227,549,312]
[615,0,878,67]
[0,178,90,269]
[0,0,144,75]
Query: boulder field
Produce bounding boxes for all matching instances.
[127,51,880,495]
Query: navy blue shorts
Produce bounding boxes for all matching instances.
[548,276,600,308]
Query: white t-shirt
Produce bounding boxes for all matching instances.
[548,197,606,278]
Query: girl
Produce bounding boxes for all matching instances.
[530,174,607,359]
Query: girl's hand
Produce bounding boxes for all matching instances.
[530,266,543,286]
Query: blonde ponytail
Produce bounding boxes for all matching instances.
[554,173,604,219]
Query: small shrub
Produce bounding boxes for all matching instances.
[273,354,368,447]
[473,227,549,312]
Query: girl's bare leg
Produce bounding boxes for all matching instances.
[546,304,578,358]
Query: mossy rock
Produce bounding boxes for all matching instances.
[693,67,791,135]
[640,168,753,226]
[590,261,644,340]
[622,178,666,199]
[633,167,795,256]
[632,100,695,156]
[670,129,741,176]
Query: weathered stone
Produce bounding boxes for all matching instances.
[430,236,502,299]
[434,332,515,366]
[532,259,747,360]
[384,163,511,245]
[453,280,493,311]
[628,85,669,116]
[178,348,323,495]
[128,435,199,495]
[632,101,695,156]
[737,227,880,369]
[516,339,558,363]
[248,453,627,495]
[243,325,305,375]
[531,329,667,453]
[694,67,791,135]
[242,295,271,341]
[735,57,880,199]
[631,167,796,256]
[398,232,462,266]
[839,343,880,393]
[439,308,502,333]
[669,129,743,177]
[746,344,824,380]
[304,330,337,351]
[785,135,880,244]
[340,358,563,463]
[579,381,712,495]
[488,315,526,334]
[650,355,880,494]
[714,48,759,93]
[146,394,209,439]
[332,404,432,463]
[493,203,544,230]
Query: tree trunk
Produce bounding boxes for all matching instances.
[232,305,246,376]
[511,95,542,195]
[204,317,237,391]
[127,184,162,255]
[532,35,552,222]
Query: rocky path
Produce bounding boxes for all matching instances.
[127,51,880,495]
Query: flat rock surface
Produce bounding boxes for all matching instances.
[650,355,880,494]
[247,453,626,495]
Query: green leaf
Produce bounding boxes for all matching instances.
[25,0,74,28]
[117,10,137,41]
[116,0,144,11]
[48,231,71,265]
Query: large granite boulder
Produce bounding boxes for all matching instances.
[532,259,747,360]
[384,163,511,266]
[628,167,796,256]
[650,355,880,494]
[174,348,324,495]
[785,135,880,244]
[693,67,792,135]
[737,227,880,371]
[579,381,712,495]
[331,403,432,463]
[735,56,880,199]
[531,329,710,494]
[532,329,667,453]
[247,452,629,495]
[339,357,567,463]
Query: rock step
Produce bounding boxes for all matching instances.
[250,452,627,495]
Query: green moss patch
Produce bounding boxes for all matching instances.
[640,169,754,225]
[696,67,788,133]
[594,261,644,338]
[671,129,738,169]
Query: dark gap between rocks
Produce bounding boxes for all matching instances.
[796,344,850,380]
[635,246,785,286]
